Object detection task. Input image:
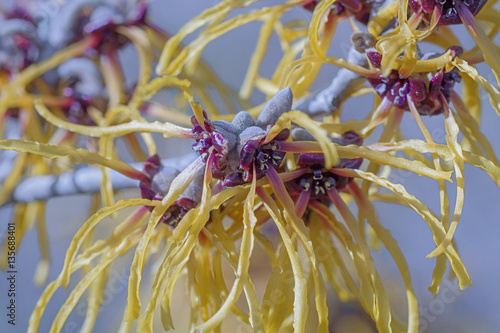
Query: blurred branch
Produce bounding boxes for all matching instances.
[2,153,197,204]
[294,44,370,117]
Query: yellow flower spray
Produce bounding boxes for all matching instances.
[0,0,499,332]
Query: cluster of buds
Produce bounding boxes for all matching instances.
[141,87,367,227]
[1,1,148,125]
[367,48,463,115]
[192,87,293,186]
[149,88,364,225]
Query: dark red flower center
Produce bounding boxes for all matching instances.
[409,0,487,25]
[367,51,462,115]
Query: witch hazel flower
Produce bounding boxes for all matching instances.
[232,125,289,185]
[191,87,294,187]
[190,110,237,176]
[367,47,462,116]
[285,129,364,218]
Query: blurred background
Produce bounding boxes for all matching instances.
[1,0,499,332]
